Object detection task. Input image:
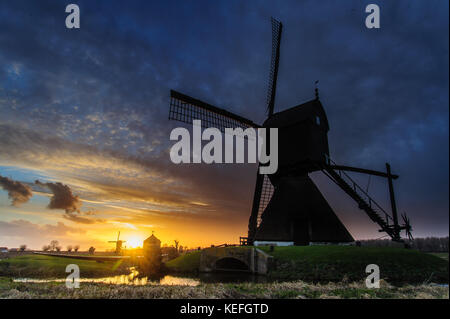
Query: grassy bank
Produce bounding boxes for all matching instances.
[0,276,447,299]
[0,254,130,278]
[2,247,447,284]
[259,246,448,284]
[430,253,449,261]
[165,250,201,273]
[166,246,448,284]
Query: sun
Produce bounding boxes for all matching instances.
[127,236,143,248]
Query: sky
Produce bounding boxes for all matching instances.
[0,0,448,250]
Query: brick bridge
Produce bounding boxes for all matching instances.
[199,247,273,274]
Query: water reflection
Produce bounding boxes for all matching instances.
[14,268,270,286]
[15,267,200,286]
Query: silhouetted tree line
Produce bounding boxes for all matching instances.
[360,237,449,252]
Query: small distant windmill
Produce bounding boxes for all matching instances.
[168,17,413,245]
[108,231,126,254]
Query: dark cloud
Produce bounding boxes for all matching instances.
[34,179,103,224]
[0,175,33,206]
[35,180,82,213]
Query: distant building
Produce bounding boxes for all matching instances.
[142,233,162,272]
[0,247,8,253]
[143,234,161,253]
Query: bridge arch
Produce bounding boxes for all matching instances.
[214,257,250,272]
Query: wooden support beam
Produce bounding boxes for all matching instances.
[327,165,399,179]
[386,163,401,240]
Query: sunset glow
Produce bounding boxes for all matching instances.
[127,236,144,249]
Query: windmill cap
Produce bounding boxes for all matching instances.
[144,234,161,244]
[263,99,329,131]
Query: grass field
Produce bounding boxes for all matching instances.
[0,254,130,278]
[0,276,447,299]
[429,253,449,261]
[165,250,201,273]
[0,248,448,299]
[166,246,449,284]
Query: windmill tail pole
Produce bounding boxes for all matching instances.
[386,163,401,241]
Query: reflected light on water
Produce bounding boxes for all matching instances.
[14,267,200,286]
[157,276,200,286]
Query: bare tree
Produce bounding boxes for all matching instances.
[174,239,179,251]
[73,245,80,252]
[50,240,59,251]
[42,245,50,251]
[161,246,179,260]
[19,244,27,252]
[55,246,62,252]
[88,246,95,254]
[67,245,72,252]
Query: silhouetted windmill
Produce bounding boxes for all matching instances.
[108,231,126,254]
[168,17,412,245]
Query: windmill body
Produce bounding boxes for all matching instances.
[263,98,330,178]
[109,231,126,254]
[168,18,412,246]
[253,99,354,245]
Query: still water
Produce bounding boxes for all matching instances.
[14,267,269,286]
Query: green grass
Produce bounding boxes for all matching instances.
[429,253,449,261]
[165,246,448,284]
[257,246,449,284]
[4,247,446,285]
[165,251,201,273]
[0,254,129,278]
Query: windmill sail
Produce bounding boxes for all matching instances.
[248,173,274,240]
[168,89,267,244]
[266,17,282,117]
[169,90,259,132]
[247,18,282,243]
